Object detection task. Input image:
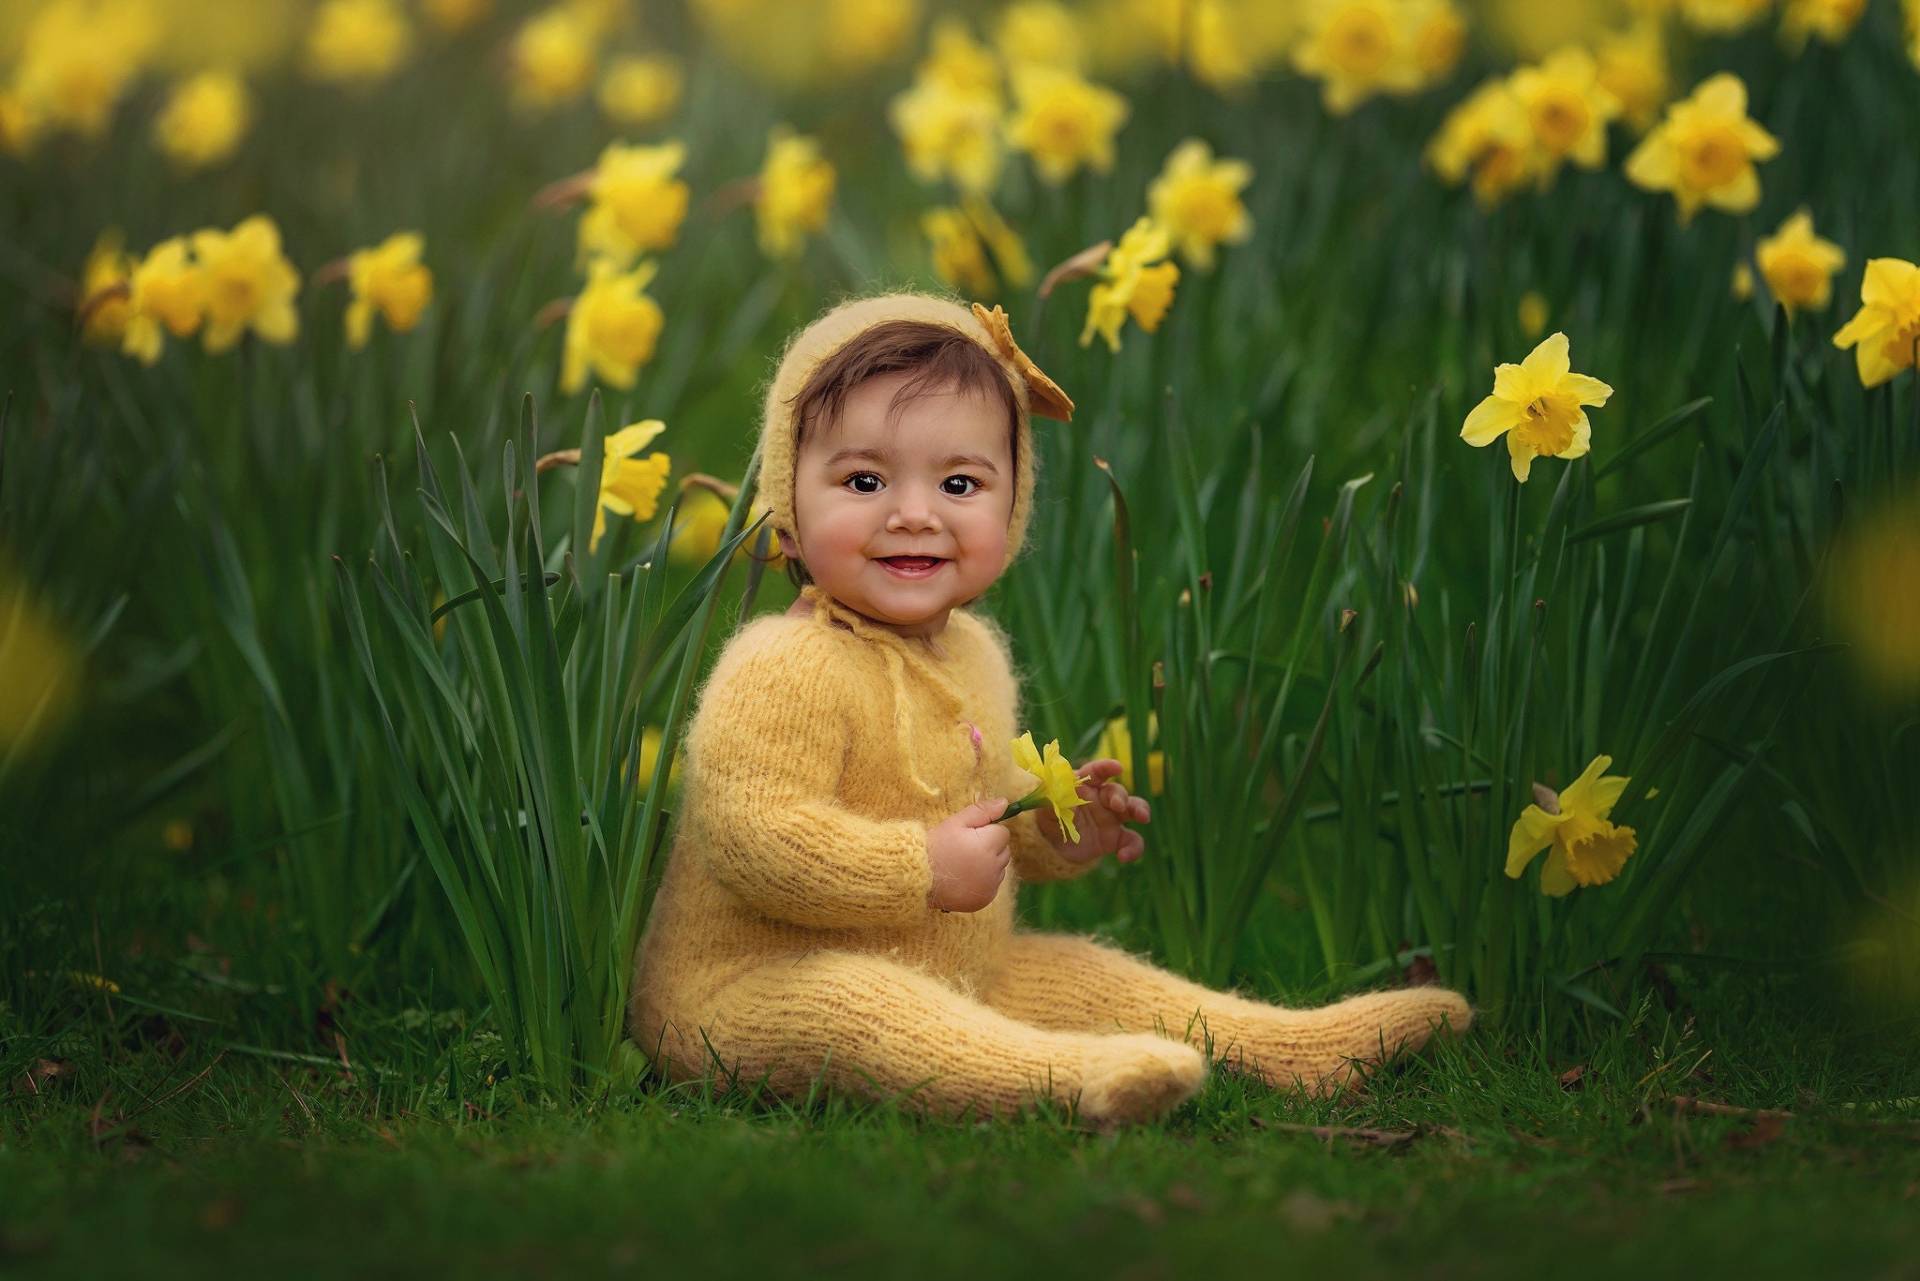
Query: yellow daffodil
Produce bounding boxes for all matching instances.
[1781,0,1867,49]
[422,0,491,33]
[562,258,664,394]
[1679,0,1771,32]
[888,74,1005,195]
[510,6,598,109]
[1754,209,1845,317]
[0,567,80,753]
[918,17,1002,93]
[591,420,672,553]
[123,237,207,366]
[578,141,690,267]
[1146,139,1253,270]
[0,89,42,157]
[1290,0,1421,116]
[1461,332,1613,483]
[305,0,412,85]
[995,1,1086,72]
[1510,47,1621,178]
[1732,261,1756,301]
[967,197,1034,289]
[1624,73,1778,224]
[597,54,682,126]
[1010,731,1091,844]
[78,231,134,348]
[754,127,836,260]
[10,0,157,140]
[825,0,921,71]
[923,207,997,297]
[153,71,249,170]
[634,724,684,789]
[1518,291,1550,339]
[1406,0,1467,85]
[1833,258,1920,388]
[1507,755,1638,895]
[1080,217,1180,352]
[668,487,788,570]
[1095,713,1165,796]
[345,232,433,348]
[1426,77,1535,208]
[191,215,301,354]
[1907,0,1920,70]
[1825,490,1920,693]
[1006,66,1129,184]
[1594,20,1670,133]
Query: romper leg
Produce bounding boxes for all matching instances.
[640,949,1209,1127]
[980,932,1472,1097]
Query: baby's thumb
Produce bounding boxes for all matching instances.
[965,796,1009,826]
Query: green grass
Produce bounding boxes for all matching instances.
[5,968,1917,1280]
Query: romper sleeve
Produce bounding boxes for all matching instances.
[686,623,936,929]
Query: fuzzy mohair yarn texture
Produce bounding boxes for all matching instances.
[627,293,1471,1126]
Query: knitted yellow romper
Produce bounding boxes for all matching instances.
[628,293,1471,1127]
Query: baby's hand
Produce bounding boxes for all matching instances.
[1037,758,1149,866]
[926,796,1012,913]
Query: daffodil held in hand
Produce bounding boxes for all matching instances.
[1003,733,1149,864]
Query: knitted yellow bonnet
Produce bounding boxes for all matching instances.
[752,292,1074,574]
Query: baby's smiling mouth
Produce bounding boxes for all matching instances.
[877,555,947,575]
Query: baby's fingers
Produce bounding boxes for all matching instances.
[1115,829,1145,863]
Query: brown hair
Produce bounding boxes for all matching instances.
[779,319,1021,589]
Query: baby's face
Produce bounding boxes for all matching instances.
[778,369,1014,639]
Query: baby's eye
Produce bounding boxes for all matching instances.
[844,472,883,495]
[942,475,983,497]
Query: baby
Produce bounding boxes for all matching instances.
[629,292,1470,1127]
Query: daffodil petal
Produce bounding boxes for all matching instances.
[1462,395,1523,445]
[1506,804,1563,877]
[1540,845,1579,896]
[1522,332,1571,380]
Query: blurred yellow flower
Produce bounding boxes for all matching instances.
[1095,712,1165,796]
[1754,209,1844,317]
[1407,0,1468,84]
[1624,73,1778,224]
[889,72,1005,195]
[1146,139,1253,270]
[1080,217,1180,351]
[1461,331,1613,483]
[1506,755,1638,896]
[0,89,42,156]
[10,0,158,140]
[1594,20,1670,133]
[0,567,80,755]
[669,486,787,570]
[1518,291,1549,338]
[1510,47,1620,178]
[1290,0,1420,115]
[511,7,598,109]
[1732,260,1755,301]
[122,236,205,366]
[591,420,672,553]
[78,230,134,348]
[305,0,411,85]
[969,196,1034,288]
[1833,258,1920,388]
[345,232,433,349]
[1825,491,1920,693]
[1426,77,1535,207]
[153,71,249,170]
[562,258,663,394]
[1679,0,1770,32]
[995,1,1085,71]
[422,0,492,33]
[1011,731,1090,845]
[597,54,682,126]
[578,141,690,267]
[826,0,921,72]
[754,127,836,259]
[192,215,301,354]
[635,724,684,789]
[162,818,195,851]
[1006,66,1129,184]
[1907,0,1920,70]
[923,207,996,297]
[1780,0,1866,48]
[918,17,1002,93]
